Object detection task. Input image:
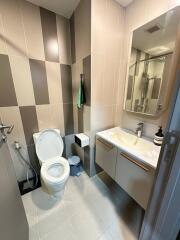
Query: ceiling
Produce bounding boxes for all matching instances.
[26,0,80,18]
[115,0,134,7]
[132,7,180,56]
[26,0,134,18]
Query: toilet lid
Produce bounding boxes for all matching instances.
[36,129,64,163]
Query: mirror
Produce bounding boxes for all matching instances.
[125,7,180,116]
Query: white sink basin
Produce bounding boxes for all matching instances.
[111,131,155,153]
[96,127,161,168]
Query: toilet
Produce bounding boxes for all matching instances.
[33,129,70,198]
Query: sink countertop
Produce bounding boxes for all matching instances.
[96,127,161,169]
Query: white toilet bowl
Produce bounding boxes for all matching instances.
[33,129,70,198]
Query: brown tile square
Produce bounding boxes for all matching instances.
[40,7,59,62]
[70,13,76,64]
[0,54,17,107]
[60,64,73,103]
[29,59,50,105]
[63,103,74,135]
[27,144,40,173]
[83,55,91,106]
[19,106,39,145]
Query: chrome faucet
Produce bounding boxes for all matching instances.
[0,123,14,142]
[135,122,144,138]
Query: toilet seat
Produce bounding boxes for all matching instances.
[34,129,64,165]
[41,157,70,184]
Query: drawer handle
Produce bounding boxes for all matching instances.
[120,152,149,172]
[97,138,114,150]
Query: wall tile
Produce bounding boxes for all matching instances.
[83,55,91,106]
[27,144,40,173]
[0,54,17,107]
[78,108,84,133]
[19,0,45,60]
[63,103,74,135]
[36,104,64,136]
[74,0,91,61]
[46,61,63,104]
[102,55,119,106]
[91,53,105,106]
[73,105,78,134]
[0,14,7,54]
[9,55,35,106]
[60,64,73,103]
[0,0,27,57]
[29,59,50,105]
[56,15,71,65]
[40,7,59,62]
[64,134,75,158]
[84,146,91,176]
[70,13,76,63]
[71,60,83,105]
[0,106,27,148]
[83,106,91,132]
[19,106,39,145]
[91,105,115,132]
[0,106,29,181]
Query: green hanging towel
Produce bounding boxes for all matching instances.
[77,74,86,109]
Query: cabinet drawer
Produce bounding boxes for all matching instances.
[96,138,117,179]
[115,151,155,209]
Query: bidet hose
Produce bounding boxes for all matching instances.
[14,142,38,189]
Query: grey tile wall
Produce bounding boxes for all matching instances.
[0,54,17,107]
[63,103,74,135]
[40,8,59,62]
[27,144,40,173]
[70,14,76,64]
[29,59,50,105]
[78,108,84,133]
[60,64,73,104]
[19,106,39,145]
[83,55,91,106]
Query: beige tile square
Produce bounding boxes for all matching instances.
[0,0,27,57]
[51,104,65,136]
[46,61,63,104]
[74,0,91,61]
[91,53,105,106]
[36,105,51,131]
[0,106,29,181]
[9,55,35,106]
[102,55,120,106]
[36,104,64,136]
[0,106,26,146]
[91,0,108,55]
[56,15,71,65]
[91,106,115,132]
[19,0,45,60]
[0,14,7,54]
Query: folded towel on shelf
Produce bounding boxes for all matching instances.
[77,74,86,109]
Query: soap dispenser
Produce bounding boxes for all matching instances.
[153,126,164,146]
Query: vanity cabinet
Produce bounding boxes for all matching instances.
[96,137,155,209]
[115,151,155,209]
[96,138,117,179]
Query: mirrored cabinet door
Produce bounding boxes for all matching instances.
[125,7,180,117]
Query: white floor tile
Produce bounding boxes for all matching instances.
[22,171,142,240]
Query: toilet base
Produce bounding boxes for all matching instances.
[41,177,66,199]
